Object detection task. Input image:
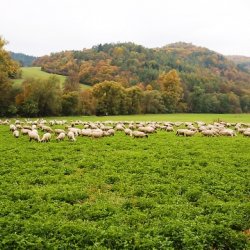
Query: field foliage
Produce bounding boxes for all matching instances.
[0,114,250,249]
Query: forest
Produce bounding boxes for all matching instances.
[1,38,250,117]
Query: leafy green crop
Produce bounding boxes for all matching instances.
[0,116,250,249]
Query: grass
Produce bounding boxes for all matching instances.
[12,67,91,90]
[0,114,250,249]
[50,113,250,123]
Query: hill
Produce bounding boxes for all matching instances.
[226,55,250,73]
[33,42,250,113]
[12,67,67,87]
[12,67,91,90]
[10,52,37,67]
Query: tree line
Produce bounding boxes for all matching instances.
[1,38,250,117]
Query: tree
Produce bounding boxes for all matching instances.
[0,37,21,115]
[62,91,79,115]
[158,70,183,112]
[16,76,62,116]
[126,86,143,114]
[78,89,97,115]
[92,81,126,115]
[142,90,165,114]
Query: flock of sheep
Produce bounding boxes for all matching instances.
[0,118,250,143]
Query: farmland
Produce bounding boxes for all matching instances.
[0,114,250,249]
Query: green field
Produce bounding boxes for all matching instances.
[0,114,250,249]
[12,67,91,90]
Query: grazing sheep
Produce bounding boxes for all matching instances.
[183,130,197,137]
[106,129,115,136]
[131,131,148,138]
[28,130,40,142]
[21,128,31,135]
[54,129,65,135]
[115,124,125,131]
[9,124,16,132]
[13,130,19,138]
[67,131,76,141]
[243,130,250,137]
[56,132,65,141]
[176,129,189,136]
[219,129,236,137]
[91,130,104,138]
[166,126,174,132]
[68,127,81,136]
[41,133,52,142]
[124,128,132,136]
[81,129,92,137]
[201,130,217,137]
[41,125,53,133]
[138,126,156,134]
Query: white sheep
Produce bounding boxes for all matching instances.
[9,124,16,132]
[54,129,65,135]
[68,131,76,141]
[201,130,217,137]
[243,130,250,137]
[183,130,197,137]
[131,131,148,138]
[28,130,40,142]
[40,133,52,142]
[13,130,19,138]
[138,126,156,134]
[91,129,104,138]
[81,129,92,137]
[219,129,236,137]
[56,132,65,141]
[124,128,132,136]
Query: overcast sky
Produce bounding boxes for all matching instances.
[1,0,250,56]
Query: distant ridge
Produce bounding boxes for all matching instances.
[10,52,37,67]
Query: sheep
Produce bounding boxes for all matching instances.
[54,129,65,135]
[124,128,132,136]
[13,130,19,138]
[183,130,197,137]
[56,132,65,141]
[28,130,40,142]
[166,126,174,132]
[201,130,218,137]
[176,129,189,136]
[9,124,16,132]
[138,126,156,133]
[106,129,115,136]
[41,125,53,133]
[243,130,250,137]
[115,124,125,131]
[40,133,52,142]
[68,127,81,136]
[91,129,104,138]
[81,129,92,137]
[67,131,76,141]
[131,131,148,138]
[21,128,31,135]
[219,129,236,137]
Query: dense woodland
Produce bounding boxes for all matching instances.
[1,38,250,117]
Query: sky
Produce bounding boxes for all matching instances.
[1,0,250,57]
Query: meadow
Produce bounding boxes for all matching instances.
[12,67,91,89]
[0,114,250,249]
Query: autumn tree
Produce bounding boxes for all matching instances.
[142,90,165,114]
[126,86,143,114]
[92,81,126,115]
[0,37,21,115]
[16,76,62,116]
[158,70,183,112]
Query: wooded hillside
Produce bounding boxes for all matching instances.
[33,42,250,113]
